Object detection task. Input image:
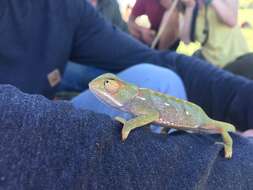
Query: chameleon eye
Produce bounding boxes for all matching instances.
[104,79,120,94]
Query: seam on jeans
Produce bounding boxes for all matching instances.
[194,146,221,190]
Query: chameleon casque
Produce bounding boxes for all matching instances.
[89,73,236,159]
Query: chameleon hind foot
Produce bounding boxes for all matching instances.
[219,129,233,159]
[224,143,232,159]
[207,121,234,159]
[214,136,232,159]
[121,126,130,141]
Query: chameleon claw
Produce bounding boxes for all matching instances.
[121,127,130,141]
[225,152,232,159]
[224,145,233,159]
[215,142,232,159]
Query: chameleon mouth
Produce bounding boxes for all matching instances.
[88,82,102,99]
[88,81,98,91]
[89,81,123,108]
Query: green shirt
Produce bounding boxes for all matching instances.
[195,6,249,67]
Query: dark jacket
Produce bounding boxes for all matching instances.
[0,85,253,190]
[0,0,157,97]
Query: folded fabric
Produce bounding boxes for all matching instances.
[0,85,252,190]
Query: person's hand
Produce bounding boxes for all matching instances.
[89,0,97,7]
[140,28,156,45]
[128,26,141,39]
[160,0,173,9]
[239,129,253,138]
[180,0,196,8]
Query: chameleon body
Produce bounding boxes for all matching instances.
[89,73,236,159]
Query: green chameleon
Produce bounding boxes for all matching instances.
[89,73,236,159]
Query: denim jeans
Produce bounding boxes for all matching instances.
[71,63,187,132]
[59,62,108,92]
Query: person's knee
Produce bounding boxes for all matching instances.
[124,63,182,84]
[118,63,187,99]
[122,63,163,73]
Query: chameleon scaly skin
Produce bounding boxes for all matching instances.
[89,73,235,159]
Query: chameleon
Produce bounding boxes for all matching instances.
[89,73,236,159]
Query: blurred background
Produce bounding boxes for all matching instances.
[117,0,253,55]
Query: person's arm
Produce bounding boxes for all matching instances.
[127,0,146,39]
[178,0,196,44]
[211,0,238,27]
[127,0,148,40]
[127,0,146,37]
[128,16,156,46]
[70,1,159,71]
[127,0,156,45]
[127,14,143,39]
[158,9,179,50]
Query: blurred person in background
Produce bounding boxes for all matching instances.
[58,0,129,94]
[179,0,253,79]
[89,0,128,32]
[128,0,180,50]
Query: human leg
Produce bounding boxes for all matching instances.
[58,62,108,92]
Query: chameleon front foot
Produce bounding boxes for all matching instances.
[114,116,126,125]
[115,113,158,141]
[114,117,130,140]
[224,144,232,159]
[215,142,232,159]
[121,126,130,141]
[219,128,233,159]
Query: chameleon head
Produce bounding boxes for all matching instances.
[89,73,138,108]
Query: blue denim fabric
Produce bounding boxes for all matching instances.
[1,84,253,190]
[59,62,108,92]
